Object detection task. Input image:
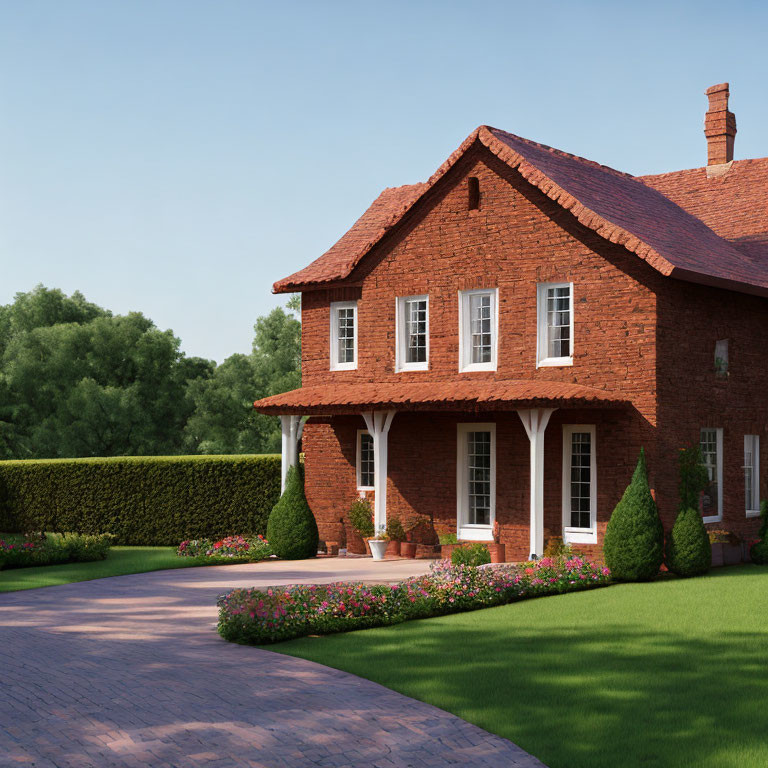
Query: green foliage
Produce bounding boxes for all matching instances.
[603,449,664,581]
[386,516,406,542]
[0,454,280,545]
[751,500,768,565]
[184,305,301,454]
[0,532,113,569]
[438,532,458,546]
[678,445,710,512]
[665,508,711,577]
[543,536,573,559]
[349,497,374,538]
[266,465,318,560]
[177,534,272,563]
[451,543,491,567]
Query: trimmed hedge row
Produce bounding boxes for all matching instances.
[0,455,281,546]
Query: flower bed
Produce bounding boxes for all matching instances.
[218,556,611,644]
[177,534,272,564]
[0,532,113,570]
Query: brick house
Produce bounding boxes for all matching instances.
[255,83,768,561]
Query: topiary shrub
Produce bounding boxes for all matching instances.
[751,500,768,565]
[266,465,318,560]
[451,542,491,567]
[666,508,711,576]
[603,449,664,581]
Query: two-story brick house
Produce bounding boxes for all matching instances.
[255,83,768,561]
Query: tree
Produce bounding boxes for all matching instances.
[750,500,768,565]
[266,465,318,559]
[603,449,664,581]
[184,301,300,454]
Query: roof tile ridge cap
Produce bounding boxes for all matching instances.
[484,125,636,180]
[479,131,675,276]
[425,126,484,186]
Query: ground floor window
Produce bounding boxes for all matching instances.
[456,423,495,540]
[700,427,723,523]
[744,434,760,517]
[357,430,374,490]
[562,425,597,544]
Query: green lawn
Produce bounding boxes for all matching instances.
[275,565,768,768]
[0,546,210,592]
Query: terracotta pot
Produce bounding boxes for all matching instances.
[724,543,742,565]
[345,522,368,555]
[488,543,506,563]
[386,540,401,557]
[401,541,417,559]
[440,544,458,560]
[711,542,724,567]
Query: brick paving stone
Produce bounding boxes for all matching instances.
[0,558,547,768]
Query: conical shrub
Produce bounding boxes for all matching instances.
[266,465,318,560]
[603,449,664,581]
[666,507,711,577]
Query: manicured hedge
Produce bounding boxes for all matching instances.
[0,455,281,546]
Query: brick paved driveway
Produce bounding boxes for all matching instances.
[0,558,546,768]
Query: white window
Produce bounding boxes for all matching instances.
[459,289,498,372]
[396,295,429,371]
[537,282,574,367]
[456,423,495,540]
[562,425,597,544]
[330,301,357,370]
[700,428,723,523]
[357,430,374,490]
[745,434,760,517]
[715,339,729,376]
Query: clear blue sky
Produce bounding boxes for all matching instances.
[1,0,766,362]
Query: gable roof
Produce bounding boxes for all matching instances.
[274,126,768,297]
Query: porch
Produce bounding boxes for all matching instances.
[254,381,633,560]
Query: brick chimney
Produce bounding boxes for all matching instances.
[704,82,736,166]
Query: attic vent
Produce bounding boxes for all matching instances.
[468,177,480,210]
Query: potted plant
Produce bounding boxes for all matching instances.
[385,516,405,556]
[438,532,459,559]
[367,528,389,561]
[708,529,742,566]
[348,497,374,555]
[400,515,420,559]
[488,521,506,563]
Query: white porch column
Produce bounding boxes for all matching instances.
[518,408,556,559]
[280,414,305,492]
[361,410,396,533]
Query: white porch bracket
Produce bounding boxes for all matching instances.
[280,414,306,492]
[361,410,396,533]
[518,408,556,559]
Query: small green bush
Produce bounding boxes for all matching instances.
[603,449,664,581]
[751,500,768,565]
[266,465,318,560]
[451,543,491,567]
[666,508,711,577]
[438,532,458,546]
[349,497,374,539]
[0,454,280,545]
[386,516,405,542]
[0,532,113,570]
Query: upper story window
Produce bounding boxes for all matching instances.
[715,339,729,377]
[537,282,574,367]
[330,301,357,370]
[459,288,498,372]
[396,295,429,371]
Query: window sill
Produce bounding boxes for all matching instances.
[538,357,573,368]
[458,526,494,542]
[563,527,597,544]
[747,510,761,518]
[703,514,723,525]
[330,363,358,371]
[459,363,497,373]
[396,363,429,373]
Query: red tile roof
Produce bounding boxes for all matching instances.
[253,380,629,415]
[274,126,768,297]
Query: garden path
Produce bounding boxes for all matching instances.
[0,557,546,767]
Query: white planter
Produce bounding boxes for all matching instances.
[368,539,388,561]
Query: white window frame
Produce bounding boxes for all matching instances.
[562,424,597,544]
[356,430,375,491]
[458,288,498,372]
[700,427,724,524]
[456,423,496,541]
[395,295,429,372]
[329,300,358,371]
[537,282,574,368]
[745,434,760,518]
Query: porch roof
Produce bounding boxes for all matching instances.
[253,380,630,416]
